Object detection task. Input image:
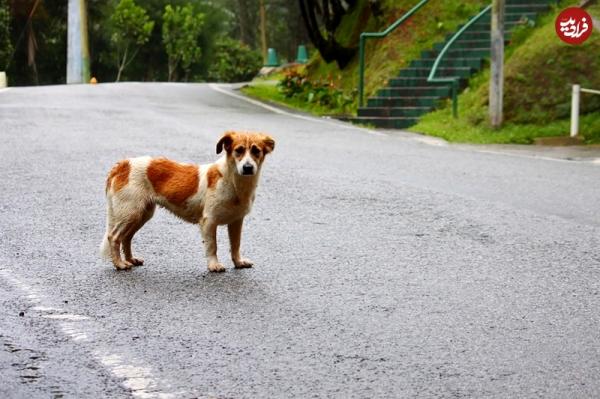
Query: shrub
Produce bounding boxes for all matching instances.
[278,68,356,113]
[207,37,262,83]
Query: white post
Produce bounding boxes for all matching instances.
[570,84,580,137]
[67,0,90,84]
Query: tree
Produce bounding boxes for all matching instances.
[206,37,262,82]
[298,0,359,68]
[0,0,12,70]
[109,0,154,82]
[162,4,204,82]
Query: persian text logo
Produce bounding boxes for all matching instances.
[555,7,593,45]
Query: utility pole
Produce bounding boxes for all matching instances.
[259,0,267,62]
[489,0,504,128]
[67,0,90,84]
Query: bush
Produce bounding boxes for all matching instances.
[278,68,356,113]
[207,37,262,82]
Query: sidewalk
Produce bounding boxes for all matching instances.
[457,142,600,163]
[384,128,600,164]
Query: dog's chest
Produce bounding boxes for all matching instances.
[212,193,254,224]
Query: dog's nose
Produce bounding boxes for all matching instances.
[242,164,254,175]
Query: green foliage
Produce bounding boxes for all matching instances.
[206,37,262,83]
[109,0,154,81]
[162,4,204,81]
[277,68,356,113]
[0,0,11,70]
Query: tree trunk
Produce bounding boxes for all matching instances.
[259,0,267,61]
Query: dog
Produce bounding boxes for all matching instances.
[100,131,275,272]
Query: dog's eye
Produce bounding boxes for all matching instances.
[234,146,245,155]
[251,146,261,156]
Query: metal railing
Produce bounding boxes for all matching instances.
[427,5,492,118]
[570,84,600,137]
[358,0,430,107]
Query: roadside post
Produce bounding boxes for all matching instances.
[570,84,600,137]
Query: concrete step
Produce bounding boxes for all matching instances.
[433,40,495,51]
[506,12,539,22]
[349,116,420,129]
[453,31,512,41]
[410,57,484,69]
[399,67,475,79]
[469,19,530,30]
[386,77,453,87]
[358,106,434,118]
[506,4,551,12]
[377,86,452,98]
[422,48,490,59]
[506,0,554,5]
[367,96,443,108]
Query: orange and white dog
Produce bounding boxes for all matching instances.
[100,131,275,272]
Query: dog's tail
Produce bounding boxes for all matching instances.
[99,203,112,261]
[99,231,111,261]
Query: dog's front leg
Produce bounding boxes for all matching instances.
[228,218,253,269]
[200,218,225,272]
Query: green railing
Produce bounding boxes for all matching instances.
[358,0,430,107]
[427,5,492,118]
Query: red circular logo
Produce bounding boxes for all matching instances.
[555,7,593,45]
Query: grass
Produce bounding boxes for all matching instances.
[242,81,340,116]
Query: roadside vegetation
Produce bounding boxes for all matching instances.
[245,0,600,144]
[244,0,488,115]
[1,0,303,85]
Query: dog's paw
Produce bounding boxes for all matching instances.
[234,258,254,269]
[128,257,144,266]
[114,260,134,270]
[208,262,226,273]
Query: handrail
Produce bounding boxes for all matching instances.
[427,5,492,118]
[358,0,430,107]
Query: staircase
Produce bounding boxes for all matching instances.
[351,0,555,129]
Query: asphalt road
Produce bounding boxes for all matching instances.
[1,83,599,398]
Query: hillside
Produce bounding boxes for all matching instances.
[412,1,600,143]
[245,0,600,143]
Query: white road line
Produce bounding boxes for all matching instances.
[208,83,386,136]
[0,268,180,399]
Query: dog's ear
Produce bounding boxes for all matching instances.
[262,135,275,154]
[216,132,235,154]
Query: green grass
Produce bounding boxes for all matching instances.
[242,82,339,116]
[412,103,600,144]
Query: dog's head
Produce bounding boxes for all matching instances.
[216,131,275,176]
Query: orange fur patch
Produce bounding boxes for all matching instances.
[147,158,199,206]
[206,165,222,189]
[106,160,130,193]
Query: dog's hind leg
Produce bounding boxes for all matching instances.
[121,203,155,266]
